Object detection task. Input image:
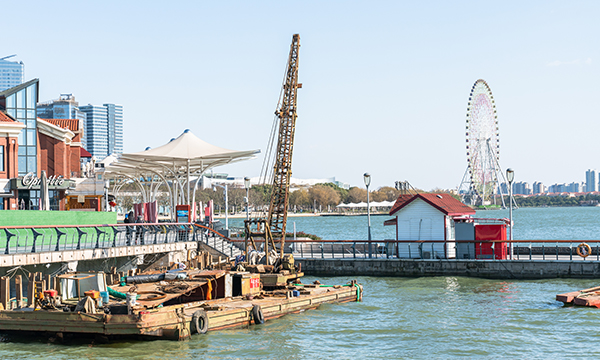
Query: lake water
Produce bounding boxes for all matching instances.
[2,207,600,358]
[230,206,600,241]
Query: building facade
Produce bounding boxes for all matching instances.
[0,79,84,210]
[0,79,39,176]
[37,94,87,150]
[0,57,24,92]
[586,169,597,193]
[79,103,123,159]
[532,181,545,194]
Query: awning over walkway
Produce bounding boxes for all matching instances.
[104,129,260,218]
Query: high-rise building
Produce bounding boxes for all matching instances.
[0,56,24,91]
[79,103,123,159]
[104,103,123,157]
[37,94,87,149]
[586,169,597,193]
[513,181,531,195]
[568,182,581,193]
[532,181,545,194]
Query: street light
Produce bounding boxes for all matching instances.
[364,173,372,258]
[213,183,229,233]
[244,177,251,221]
[506,168,514,260]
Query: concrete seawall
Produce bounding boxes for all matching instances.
[297,258,600,279]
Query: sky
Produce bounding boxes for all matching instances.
[2,1,599,190]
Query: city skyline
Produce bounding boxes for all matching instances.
[1,1,598,190]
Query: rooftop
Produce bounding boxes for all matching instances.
[389,193,476,216]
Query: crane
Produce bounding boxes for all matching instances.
[0,55,17,61]
[244,34,301,268]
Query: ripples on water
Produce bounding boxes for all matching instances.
[2,276,600,359]
[3,208,600,358]
[230,207,600,241]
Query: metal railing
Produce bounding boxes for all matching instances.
[0,223,208,255]
[226,239,600,261]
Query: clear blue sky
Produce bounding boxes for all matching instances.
[3,1,598,190]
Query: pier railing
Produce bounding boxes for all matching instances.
[0,223,237,256]
[226,239,600,261]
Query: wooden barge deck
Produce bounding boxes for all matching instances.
[0,269,362,341]
[556,285,600,307]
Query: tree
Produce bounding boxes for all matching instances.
[289,188,311,210]
[309,185,341,210]
[317,183,349,203]
[372,186,399,202]
[347,187,367,203]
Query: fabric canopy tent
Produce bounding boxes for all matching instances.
[336,201,395,208]
[105,129,260,220]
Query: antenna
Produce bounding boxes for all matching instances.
[0,55,17,61]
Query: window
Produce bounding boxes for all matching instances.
[0,146,3,171]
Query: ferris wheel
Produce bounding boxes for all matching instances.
[458,79,508,207]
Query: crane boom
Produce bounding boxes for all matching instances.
[243,34,300,264]
[267,34,300,243]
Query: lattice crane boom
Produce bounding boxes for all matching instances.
[267,34,301,245]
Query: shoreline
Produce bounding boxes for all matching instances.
[212,212,391,219]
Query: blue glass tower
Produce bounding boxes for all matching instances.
[37,94,87,149]
[0,79,39,175]
[0,57,24,92]
[79,103,123,159]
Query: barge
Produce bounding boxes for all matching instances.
[556,285,600,307]
[0,267,362,341]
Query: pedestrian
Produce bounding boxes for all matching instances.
[125,211,133,245]
[135,215,144,244]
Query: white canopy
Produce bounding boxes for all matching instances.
[336,201,395,208]
[105,129,260,218]
[110,129,259,174]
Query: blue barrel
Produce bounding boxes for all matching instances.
[292,290,300,297]
[100,291,109,305]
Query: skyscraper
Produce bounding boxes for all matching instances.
[79,103,123,159]
[586,169,597,193]
[37,94,87,149]
[0,56,24,91]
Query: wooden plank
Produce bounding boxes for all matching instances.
[15,275,23,308]
[0,277,9,310]
[27,273,35,306]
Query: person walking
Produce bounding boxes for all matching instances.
[135,215,144,245]
[125,211,133,245]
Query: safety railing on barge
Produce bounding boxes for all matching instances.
[226,239,600,261]
[0,223,241,257]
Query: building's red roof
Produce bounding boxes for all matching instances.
[0,111,17,123]
[389,193,476,216]
[40,118,80,132]
[80,148,92,158]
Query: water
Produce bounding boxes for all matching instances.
[231,206,600,241]
[2,207,600,358]
[2,276,599,359]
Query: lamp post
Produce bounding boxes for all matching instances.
[506,168,514,260]
[213,183,229,232]
[244,177,250,221]
[364,173,372,258]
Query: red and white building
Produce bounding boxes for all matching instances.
[385,193,476,259]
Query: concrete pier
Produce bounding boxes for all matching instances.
[298,258,600,279]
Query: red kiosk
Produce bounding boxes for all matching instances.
[475,223,508,260]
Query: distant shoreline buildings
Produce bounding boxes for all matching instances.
[502,169,600,196]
